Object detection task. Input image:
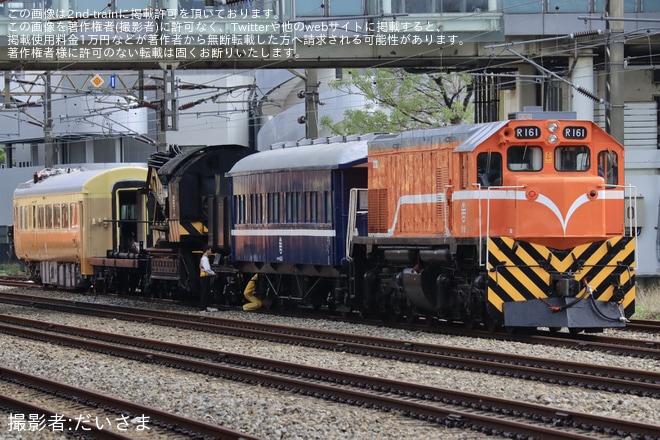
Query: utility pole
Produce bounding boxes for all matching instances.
[291,68,320,139]
[304,69,320,139]
[44,72,54,168]
[605,0,625,144]
[156,64,179,152]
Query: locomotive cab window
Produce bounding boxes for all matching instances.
[507,146,542,171]
[597,150,618,185]
[476,152,502,187]
[555,146,590,172]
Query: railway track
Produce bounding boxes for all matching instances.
[0,289,658,359]
[1,278,658,333]
[0,366,260,439]
[1,305,658,398]
[0,286,658,352]
[0,313,658,439]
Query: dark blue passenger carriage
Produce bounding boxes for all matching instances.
[227,136,370,274]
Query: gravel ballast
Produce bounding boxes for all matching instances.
[1,287,658,439]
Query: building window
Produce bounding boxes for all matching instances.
[547,0,590,13]
[502,0,542,13]
[295,0,363,16]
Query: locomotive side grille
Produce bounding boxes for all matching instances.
[368,188,388,233]
[487,236,636,317]
[436,168,447,220]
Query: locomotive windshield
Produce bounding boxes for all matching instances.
[554,146,590,171]
[507,146,543,171]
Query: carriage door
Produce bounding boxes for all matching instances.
[116,189,140,252]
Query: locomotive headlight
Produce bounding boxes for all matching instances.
[548,134,559,144]
[547,122,559,132]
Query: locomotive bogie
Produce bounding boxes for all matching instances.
[38,261,85,290]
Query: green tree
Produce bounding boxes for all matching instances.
[0,147,5,167]
[321,68,474,136]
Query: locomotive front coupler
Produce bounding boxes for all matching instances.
[549,273,580,297]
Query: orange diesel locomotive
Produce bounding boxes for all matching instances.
[350,118,635,331]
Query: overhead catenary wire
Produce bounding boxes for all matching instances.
[484,30,609,106]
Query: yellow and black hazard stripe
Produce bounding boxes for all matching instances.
[168,220,208,243]
[487,236,635,320]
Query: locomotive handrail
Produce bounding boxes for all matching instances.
[476,184,526,268]
[472,183,484,267]
[346,188,368,261]
[603,183,638,268]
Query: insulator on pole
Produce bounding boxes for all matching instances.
[568,30,604,39]
[576,86,605,104]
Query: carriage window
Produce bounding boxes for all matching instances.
[37,206,45,229]
[318,192,327,224]
[555,146,591,171]
[45,205,53,229]
[256,194,263,224]
[70,203,78,228]
[507,146,543,171]
[310,192,317,222]
[293,192,300,223]
[267,193,280,223]
[325,191,332,224]
[285,193,292,223]
[597,150,619,185]
[53,204,61,229]
[61,204,69,229]
[234,195,246,225]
